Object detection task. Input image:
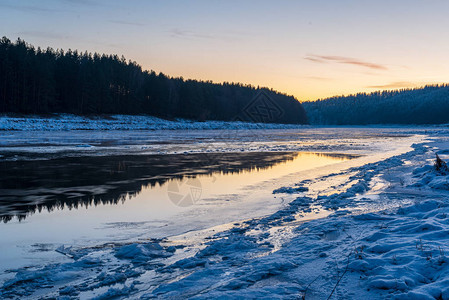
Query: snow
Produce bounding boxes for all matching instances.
[0,114,307,131]
[115,243,174,263]
[4,126,449,298]
[273,186,309,194]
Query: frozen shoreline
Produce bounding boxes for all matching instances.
[0,114,308,131]
[3,128,449,299]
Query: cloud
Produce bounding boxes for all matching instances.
[109,20,145,27]
[303,76,332,81]
[0,1,107,15]
[16,32,121,49]
[366,81,418,89]
[168,28,253,42]
[305,54,388,70]
[168,28,215,40]
[17,31,70,40]
[63,0,99,5]
[304,57,326,64]
[0,3,61,13]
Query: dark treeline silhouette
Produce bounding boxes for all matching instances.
[0,37,307,124]
[303,84,449,125]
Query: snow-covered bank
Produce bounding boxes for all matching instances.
[0,114,307,131]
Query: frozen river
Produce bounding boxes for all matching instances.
[0,126,431,298]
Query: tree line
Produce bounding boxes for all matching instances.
[0,37,307,124]
[303,84,449,125]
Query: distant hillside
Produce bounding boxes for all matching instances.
[303,85,449,125]
[0,37,307,124]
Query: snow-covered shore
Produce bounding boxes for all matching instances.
[3,128,449,299]
[0,114,307,131]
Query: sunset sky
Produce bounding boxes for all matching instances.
[1,0,449,101]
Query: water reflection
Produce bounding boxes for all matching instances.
[0,152,357,223]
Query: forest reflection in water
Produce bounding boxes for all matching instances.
[0,151,357,223]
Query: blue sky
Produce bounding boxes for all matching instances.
[1,0,449,100]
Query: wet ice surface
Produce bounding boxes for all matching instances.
[0,152,355,273]
[0,127,415,161]
[0,126,440,299]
